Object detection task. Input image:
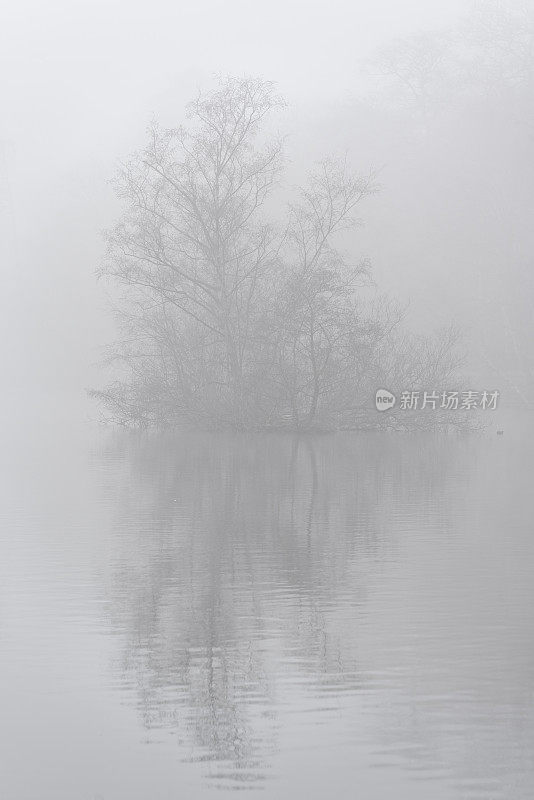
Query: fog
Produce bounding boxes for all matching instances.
[1,0,474,419]
[2,3,534,798]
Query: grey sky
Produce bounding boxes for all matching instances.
[0,0,468,409]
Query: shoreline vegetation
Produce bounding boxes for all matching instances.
[91,76,465,432]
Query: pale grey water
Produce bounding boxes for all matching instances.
[1,423,533,799]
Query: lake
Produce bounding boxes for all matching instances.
[1,422,533,799]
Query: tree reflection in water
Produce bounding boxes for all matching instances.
[93,431,528,794]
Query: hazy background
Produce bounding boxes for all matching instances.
[1,0,531,425]
[2,6,534,797]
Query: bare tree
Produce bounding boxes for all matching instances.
[273,161,376,427]
[370,31,457,128]
[100,77,284,425]
[93,76,464,430]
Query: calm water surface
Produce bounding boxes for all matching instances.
[1,424,533,799]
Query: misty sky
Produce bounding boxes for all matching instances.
[0,0,474,415]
